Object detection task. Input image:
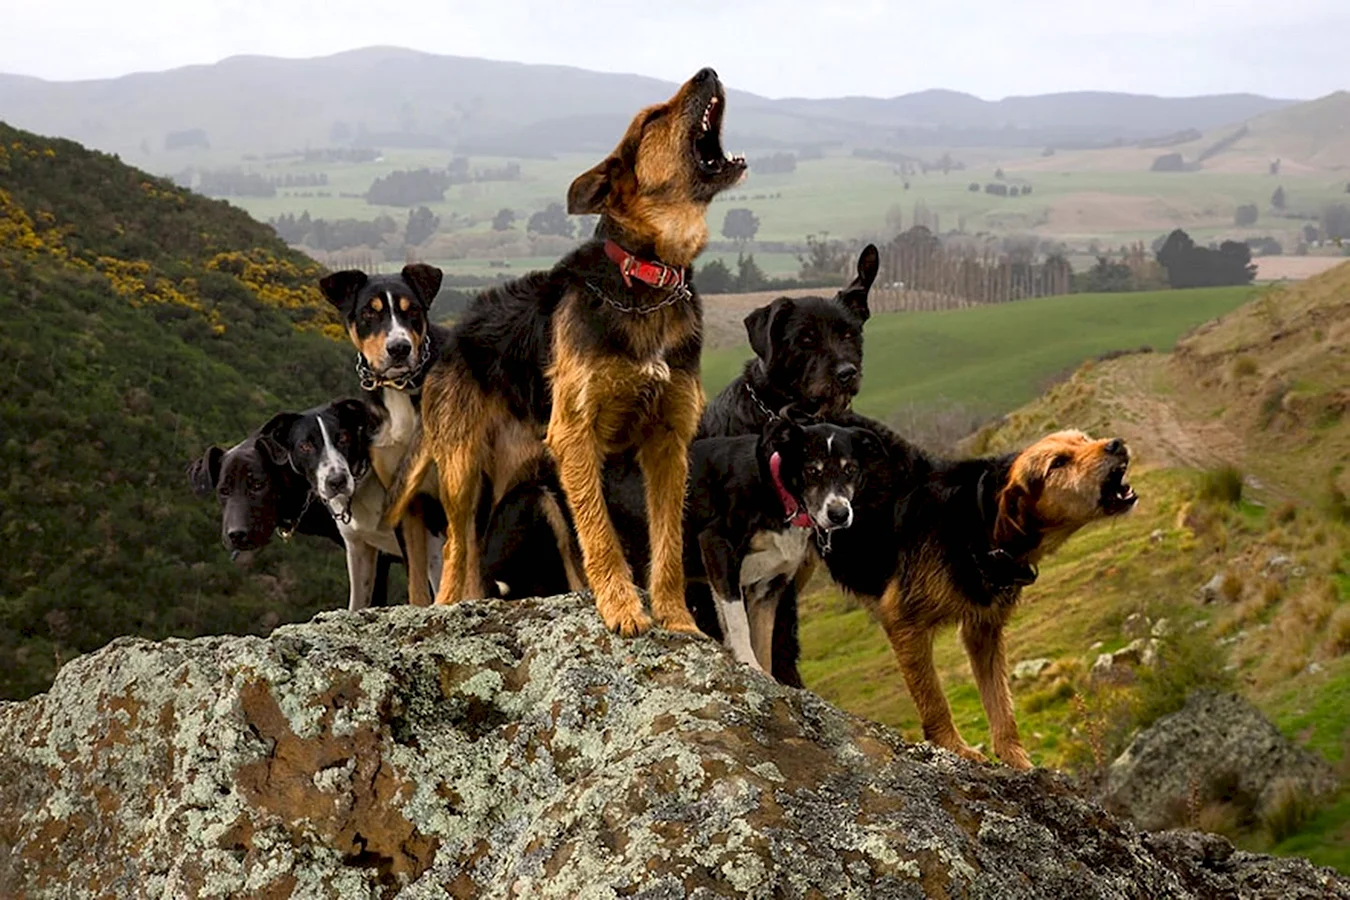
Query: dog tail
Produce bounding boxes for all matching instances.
[382,425,434,529]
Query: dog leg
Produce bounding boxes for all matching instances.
[698,530,761,671]
[404,500,432,607]
[879,599,986,763]
[433,441,485,606]
[961,615,1031,770]
[548,419,648,635]
[744,582,778,675]
[636,431,702,636]
[346,539,379,612]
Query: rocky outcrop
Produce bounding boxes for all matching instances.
[2,597,1346,899]
[1105,690,1339,832]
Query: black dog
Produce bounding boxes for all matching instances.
[257,399,418,611]
[187,424,395,603]
[682,417,877,674]
[688,244,879,683]
[698,244,878,439]
[319,263,451,606]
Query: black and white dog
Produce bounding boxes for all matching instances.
[187,422,396,603]
[318,263,451,606]
[682,416,878,673]
[257,399,438,611]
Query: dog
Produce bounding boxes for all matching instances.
[682,416,877,673]
[187,425,396,603]
[685,243,879,682]
[385,67,747,636]
[256,398,440,611]
[699,243,878,439]
[817,423,1139,769]
[318,262,450,606]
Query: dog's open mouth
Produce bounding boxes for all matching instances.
[1100,464,1138,514]
[692,90,746,178]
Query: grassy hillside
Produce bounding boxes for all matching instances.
[794,260,1350,869]
[702,285,1259,424]
[0,123,356,700]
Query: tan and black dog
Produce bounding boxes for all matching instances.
[818,424,1138,769]
[385,67,746,634]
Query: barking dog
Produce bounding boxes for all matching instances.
[819,425,1138,769]
[385,68,746,635]
[319,263,449,606]
[257,398,438,611]
[683,417,877,673]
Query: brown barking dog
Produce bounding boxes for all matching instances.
[384,67,747,633]
[818,426,1138,769]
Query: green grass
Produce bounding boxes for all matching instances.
[220,150,1350,250]
[701,285,1257,422]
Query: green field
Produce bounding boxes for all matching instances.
[700,284,1260,423]
[223,149,1349,252]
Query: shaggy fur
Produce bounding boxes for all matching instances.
[819,418,1138,769]
[384,68,746,635]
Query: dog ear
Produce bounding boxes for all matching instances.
[744,297,794,367]
[187,446,224,497]
[319,270,368,315]
[567,156,622,215]
[836,244,878,324]
[993,481,1032,546]
[401,263,443,309]
[333,398,374,441]
[763,414,806,455]
[257,412,299,468]
[849,427,888,462]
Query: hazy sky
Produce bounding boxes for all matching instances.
[5,0,1347,99]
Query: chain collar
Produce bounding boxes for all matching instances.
[355,335,433,393]
[585,279,692,315]
[277,490,315,541]
[744,382,778,421]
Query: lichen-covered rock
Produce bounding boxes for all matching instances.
[2,597,1346,899]
[1104,690,1339,834]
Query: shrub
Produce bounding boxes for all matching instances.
[1132,629,1235,732]
[1199,466,1244,507]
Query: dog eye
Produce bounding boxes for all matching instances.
[843,462,858,476]
[247,476,267,492]
[361,306,379,320]
[1048,454,1071,471]
[298,441,314,454]
[336,434,348,446]
[811,461,825,473]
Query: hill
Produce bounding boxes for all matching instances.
[0,47,1296,166]
[701,285,1259,426]
[0,122,356,700]
[794,261,1350,868]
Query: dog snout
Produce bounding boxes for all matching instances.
[1105,438,1127,458]
[835,363,859,388]
[387,339,412,362]
[227,528,251,550]
[826,498,853,527]
[324,472,349,498]
[694,67,718,84]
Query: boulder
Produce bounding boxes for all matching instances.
[1011,657,1053,681]
[2,598,1345,899]
[1104,690,1339,833]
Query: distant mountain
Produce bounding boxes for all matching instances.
[0,47,1299,168]
[1183,90,1350,172]
[0,122,355,700]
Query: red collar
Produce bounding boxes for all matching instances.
[604,240,686,290]
[769,452,814,529]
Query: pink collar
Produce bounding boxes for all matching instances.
[770,452,813,528]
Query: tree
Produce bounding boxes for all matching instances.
[994,168,1005,180]
[722,208,761,243]
[526,202,573,238]
[405,206,439,246]
[1155,228,1255,288]
[797,232,850,281]
[1321,203,1350,241]
[492,208,516,231]
[885,203,905,235]
[695,258,734,294]
[735,253,767,292]
[1234,203,1259,227]
[1271,186,1286,210]
[366,169,451,206]
[1077,256,1135,293]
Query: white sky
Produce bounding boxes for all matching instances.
[3,0,1346,99]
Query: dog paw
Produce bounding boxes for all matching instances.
[998,746,1034,771]
[601,602,653,637]
[659,613,708,639]
[953,743,989,764]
